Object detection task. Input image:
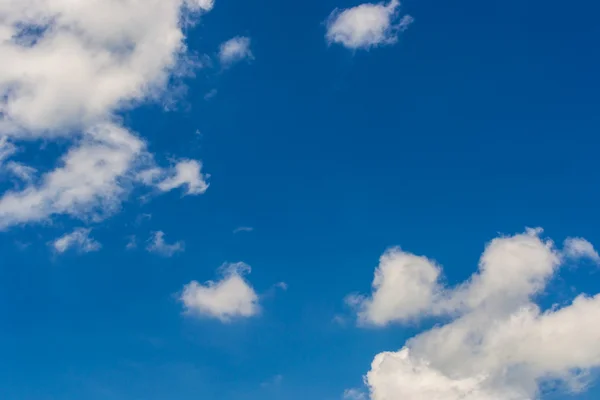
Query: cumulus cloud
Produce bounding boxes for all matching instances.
[349,229,600,399]
[146,231,184,256]
[347,249,442,325]
[157,159,209,195]
[180,262,260,322]
[0,0,213,137]
[0,0,211,229]
[325,0,413,50]
[218,36,253,66]
[52,227,101,254]
[0,124,150,228]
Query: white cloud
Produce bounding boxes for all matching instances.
[0,0,213,137]
[180,262,260,322]
[0,0,211,229]
[156,159,209,195]
[349,229,600,399]
[0,123,147,228]
[347,248,442,326]
[146,231,184,256]
[563,237,600,263]
[0,137,17,163]
[5,161,36,183]
[218,36,253,66]
[52,227,101,254]
[325,0,413,50]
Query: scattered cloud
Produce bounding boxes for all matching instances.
[5,161,36,183]
[219,36,254,66]
[0,124,147,229]
[563,237,600,264]
[348,228,600,399]
[180,262,260,322]
[0,137,17,163]
[0,0,213,137]
[126,235,137,250]
[233,226,254,234]
[204,89,218,100]
[146,231,184,257]
[0,0,212,229]
[343,388,367,400]
[156,159,209,195]
[325,0,413,50]
[274,281,288,291]
[52,227,101,254]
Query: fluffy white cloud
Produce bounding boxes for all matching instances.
[218,36,253,66]
[52,227,101,254]
[347,248,442,325]
[157,159,209,195]
[146,231,184,257]
[325,0,413,50]
[349,229,600,399]
[0,124,147,228]
[563,237,600,263]
[180,262,259,322]
[0,0,213,137]
[0,0,211,229]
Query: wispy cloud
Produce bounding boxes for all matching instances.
[219,36,254,66]
[233,226,254,234]
[204,89,218,100]
[52,228,101,254]
[146,231,184,257]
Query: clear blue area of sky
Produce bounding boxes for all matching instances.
[1,0,599,398]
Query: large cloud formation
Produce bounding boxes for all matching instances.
[0,0,212,228]
[348,229,600,399]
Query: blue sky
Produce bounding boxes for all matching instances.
[1,0,600,399]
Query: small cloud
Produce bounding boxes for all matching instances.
[261,374,283,388]
[325,0,413,50]
[146,231,184,257]
[332,314,347,326]
[219,36,254,66]
[0,137,17,164]
[5,161,37,183]
[233,226,254,234]
[157,159,209,195]
[563,237,600,264]
[275,282,288,291]
[135,213,152,225]
[15,241,31,251]
[126,235,137,250]
[204,89,218,100]
[180,262,260,322]
[343,389,367,400]
[52,228,101,254]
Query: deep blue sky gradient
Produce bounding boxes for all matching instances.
[1,0,600,398]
